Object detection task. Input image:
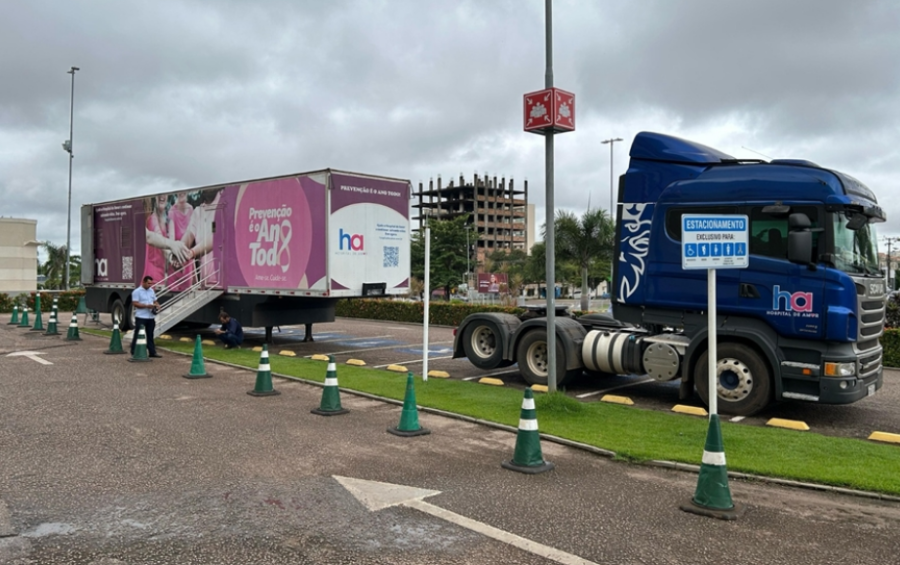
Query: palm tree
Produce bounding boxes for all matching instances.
[40,241,68,290]
[553,209,615,311]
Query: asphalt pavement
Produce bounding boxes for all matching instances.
[2,318,900,564]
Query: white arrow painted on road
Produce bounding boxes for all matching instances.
[334,476,597,565]
[6,351,52,365]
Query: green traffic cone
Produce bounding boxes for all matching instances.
[128,325,150,362]
[18,307,29,328]
[312,355,348,416]
[75,295,89,314]
[51,299,59,328]
[388,372,430,436]
[43,312,60,336]
[680,414,744,520]
[104,320,126,354]
[7,304,19,325]
[248,345,279,396]
[501,387,554,474]
[64,313,82,341]
[30,294,44,332]
[183,335,211,378]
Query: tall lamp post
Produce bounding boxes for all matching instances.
[465,224,472,289]
[601,137,623,289]
[63,66,80,290]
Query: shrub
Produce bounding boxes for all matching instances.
[882,328,900,368]
[335,299,524,327]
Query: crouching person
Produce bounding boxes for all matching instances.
[215,311,244,349]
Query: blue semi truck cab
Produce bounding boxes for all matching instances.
[613,132,885,414]
[453,132,885,416]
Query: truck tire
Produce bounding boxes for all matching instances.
[110,298,132,331]
[516,329,580,387]
[694,343,772,416]
[462,320,506,370]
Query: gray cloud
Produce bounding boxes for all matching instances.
[2,0,899,255]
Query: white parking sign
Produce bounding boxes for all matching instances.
[682,214,749,270]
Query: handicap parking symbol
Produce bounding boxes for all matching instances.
[685,244,697,257]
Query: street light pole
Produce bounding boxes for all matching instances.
[543,0,558,393]
[601,137,623,291]
[63,66,80,290]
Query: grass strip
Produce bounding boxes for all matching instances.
[90,330,900,495]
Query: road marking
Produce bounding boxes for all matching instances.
[321,340,453,357]
[576,377,654,398]
[335,476,597,565]
[6,351,52,365]
[373,356,454,369]
[730,416,746,423]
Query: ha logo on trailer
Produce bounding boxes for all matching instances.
[682,214,749,270]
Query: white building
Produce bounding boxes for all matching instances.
[0,218,39,293]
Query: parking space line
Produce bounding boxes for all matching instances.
[576,377,655,399]
[304,340,452,357]
[373,355,454,369]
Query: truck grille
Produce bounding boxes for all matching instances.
[856,281,884,378]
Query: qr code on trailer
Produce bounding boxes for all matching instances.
[383,246,399,268]
[122,256,133,280]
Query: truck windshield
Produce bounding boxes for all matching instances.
[831,211,881,275]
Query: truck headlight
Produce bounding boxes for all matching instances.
[824,362,856,377]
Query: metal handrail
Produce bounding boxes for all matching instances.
[157,266,221,315]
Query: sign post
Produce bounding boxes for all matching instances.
[679,214,748,520]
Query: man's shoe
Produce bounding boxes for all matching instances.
[149,354,162,358]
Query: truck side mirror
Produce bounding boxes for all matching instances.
[787,213,813,266]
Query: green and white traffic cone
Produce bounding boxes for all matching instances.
[501,387,554,474]
[104,320,126,354]
[43,311,60,336]
[248,344,279,396]
[311,355,348,415]
[51,298,59,329]
[30,294,44,332]
[680,414,744,520]
[75,295,89,315]
[128,325,150,362]
[183,335,211,378]
[18,307,29,328]
[64,313,82,341]
[387,372,430,436]
[7,304,19,325]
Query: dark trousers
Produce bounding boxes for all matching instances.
[218,333,242,347]
[131,317,157,356]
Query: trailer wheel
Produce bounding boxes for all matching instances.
[694,343,772,416]
[462,321,506,369]
[110,298,132,331]
[516,329,580,387]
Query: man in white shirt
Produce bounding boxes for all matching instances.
[131,275,162,358]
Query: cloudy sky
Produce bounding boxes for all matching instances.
[2,0,899,259]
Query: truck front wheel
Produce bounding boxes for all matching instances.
[516,329,580,387]
[462,320,507,369]
[694,343,772,416]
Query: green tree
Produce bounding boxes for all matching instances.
[553,208,615,311]
[411,215,476,300]
[39,241,67,290]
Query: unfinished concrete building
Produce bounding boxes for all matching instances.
[413,174,531,270]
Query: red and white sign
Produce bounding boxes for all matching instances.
[523,87,575,134]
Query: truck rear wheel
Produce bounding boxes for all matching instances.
[110,298,132,331]
[516,329,580,387]
[462,320,506,370]
[694,343,772,416]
